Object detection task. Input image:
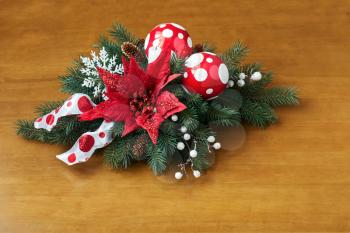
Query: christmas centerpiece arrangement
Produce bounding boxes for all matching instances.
[17,23,299,180]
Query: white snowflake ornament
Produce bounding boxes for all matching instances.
[80,47,123,98]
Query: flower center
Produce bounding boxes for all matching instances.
[129,95,155,116]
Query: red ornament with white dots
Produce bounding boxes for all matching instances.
[182,52,229,99]
[144,23,193,63]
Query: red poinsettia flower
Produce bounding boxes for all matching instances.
[79,47,186,144]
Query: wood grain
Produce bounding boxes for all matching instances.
[1,0,350,232]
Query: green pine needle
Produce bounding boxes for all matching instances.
[109,23,138,44]
[253,87,299,107]
[179,108,200,132]
[147,146,168,175]
[202,42,216,53]
[207,103,241,127]
[59,67,93,97]
[104,138,132,169]
[241,100,278,128]
[170,54,185,74]
[96,35,123,64]
[240,72,273,97]
[16,120,50,143]
[35,101,64,116]
[221,41,249,68]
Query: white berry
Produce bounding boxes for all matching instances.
[183,133,191,141]
[193,170,201,178]
[213,142,221,150]
[180,126,187,133]
[175,172,183,180]
[237,79,245,87]
[189,150,198,158]
[251,71,262,81]
[228,80,234,87]
[177,142,185,150]
[207,136,215,143]
[171,115,178,122]
[238,72,246,79]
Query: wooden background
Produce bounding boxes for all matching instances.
[1,0,350,232]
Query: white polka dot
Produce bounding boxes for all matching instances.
[206,88,213,94]
[185,53,204,68]
[178,32,184,39]
[162,29,173,38]
[148,46,162,63]
[218,63,229,84]
[187,37,192,48]
[204,52,216,56]
[206,58,213,63]
[159,24,166,28]
[144,33,150,49]
[194,68,208,82]
[183,72,188,78]
[171,23,186,30]
[152,38,160,47]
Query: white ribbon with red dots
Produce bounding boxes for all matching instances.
[56,120,116,165]
[34,93,117,165]
[34,93,96,131]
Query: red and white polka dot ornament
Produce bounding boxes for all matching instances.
[144,23,192,63]
[182,52,229,99]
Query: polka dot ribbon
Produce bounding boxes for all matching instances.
[56,120,116,165]
[34,93,117,165]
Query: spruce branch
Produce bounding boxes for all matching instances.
[35,101,64,116]
[253,87,299,107]
[221,41,249,68]
[202,42,216,53]
[164,84,186,99]
[16,116,103,146]
[207,103,241,127]
[96,35,123,64]
[104,137,132,169]
[147,146,168,175]
[157,131,178,156]
[59,67,94,98]
[109,23,138,44]
[192,125,214,143]
[178,108,200,132]
[240,72,273,97]
[16,120,51,143]
[170,54,185,74]
[192,140,211,171]
[238,63,262,76]
[240,99,277,128]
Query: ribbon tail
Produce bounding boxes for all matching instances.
[56,121,116,165]
[34,93,96,131]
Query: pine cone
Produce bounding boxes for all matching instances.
[131,134,148,160]
[121,42,140,58]
[193,43,204,53]
[136,39,145,48]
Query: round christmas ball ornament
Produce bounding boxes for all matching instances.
[144,23,193,63]
[182,52,229,99]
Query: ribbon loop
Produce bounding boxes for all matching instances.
[34,93,96,131]
[56,121,116,165]
[34,94,116,165]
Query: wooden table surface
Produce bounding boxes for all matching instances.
[1,0,350,232]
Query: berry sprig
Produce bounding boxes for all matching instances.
[170,116,221,180]
[227,71,263,88]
